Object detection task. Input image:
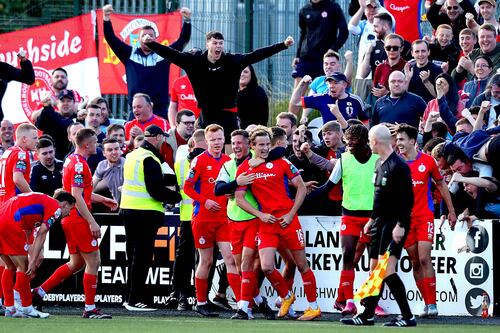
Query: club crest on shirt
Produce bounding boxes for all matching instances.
[266,162,273,169]
[418,164,426,173]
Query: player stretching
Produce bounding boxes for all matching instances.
[0,191,75,318]
[395,124,456,318]
[235,127,320,321]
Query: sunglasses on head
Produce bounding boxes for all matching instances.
[447,5,459,10]
[384,45,400,51]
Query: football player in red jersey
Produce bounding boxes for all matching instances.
[184,124,239,317]
[0,191,75,318]
[396,124,456,318]
[235,127,321,321]
[32,129,118,319]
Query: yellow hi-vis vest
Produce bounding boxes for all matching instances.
[174,157,193,221]
[120,147,164,212]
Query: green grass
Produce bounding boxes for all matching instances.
[0,316,499,333]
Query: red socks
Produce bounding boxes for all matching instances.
[340,269,355,300]
[416,278,427,303]
[227,273,241,302]
[195,277,208,303]
[1,269,14,307]
[241,271,256,302]
[83,273,97,306]
[284,277,294,292]
[265,269,289,298]
[41,263,73,293]
[16,272,32,307]
[424,277,436,304]
[301,269,317,302]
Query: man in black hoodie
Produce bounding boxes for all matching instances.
[292,0,348,86]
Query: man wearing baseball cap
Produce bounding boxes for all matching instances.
[120,124,181,311]
[291,72,368,126]
[466,0,498,34]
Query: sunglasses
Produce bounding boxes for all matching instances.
[384,45,401,51]
[447,5,459,10]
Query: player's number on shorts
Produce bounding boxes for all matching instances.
[427,222,434,235]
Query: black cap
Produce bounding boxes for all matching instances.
[325,72,348,83]
[57,89,75,100]
[144,125,169,137]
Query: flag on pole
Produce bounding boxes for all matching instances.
[353,243,392,301]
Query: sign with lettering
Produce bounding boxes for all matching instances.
[0,13,100,124]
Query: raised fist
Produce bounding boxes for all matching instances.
[103,4,113,20]
[180,7,191,19]
[284,36,294,47]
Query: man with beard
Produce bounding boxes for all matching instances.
[163,110,196,168]
[85,104,105,144]
[30,138,63,196]
[308,125,385,316]
[291,72,367,125]
[395,124,456,318]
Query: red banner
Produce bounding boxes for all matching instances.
[385,0,423,42]
[96,10,182,95]
[0,13,100,124]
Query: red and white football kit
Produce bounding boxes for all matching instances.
[236,158,305,250]
[404,152,442,248]
[0,146,31,203]
[184,151,231,249]
[171,75,200,118]
[62,154,97,254]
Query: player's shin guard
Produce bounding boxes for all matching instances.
[16,272,32,307]
[41,263,73,293]
[83,273,97,306]
[227,273,241,302]
[265,269,289,298]
[424,277,436,304]
[241,271,256,302]
[195,277,208,304]
[1,269,15,307]
[416,278,428,304]
[300,269,317,302]
[340,269,355,300]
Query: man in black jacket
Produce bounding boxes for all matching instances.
[143,32,294,147]
[0,51,35,121]
[341,124,416,327]
[292,0,348,86]
[103,5,192,120]
[120,125,181,311]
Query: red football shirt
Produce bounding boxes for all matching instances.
[0,146,31,203]
[325,150,342,201]
[171,75,200,118]
[184,151,230,222]
[407,152,443,218]
[62,154,92,224]
[0,193,61,231]
[124,115,170,141]
[236,158,300,214]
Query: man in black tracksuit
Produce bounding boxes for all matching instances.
[342,124,416,327]
[143,32,294,144]
[292,0,348,84]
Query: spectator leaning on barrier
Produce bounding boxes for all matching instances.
[120,125,181,311]
[103,5,192,120]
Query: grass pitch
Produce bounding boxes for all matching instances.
[1,315,500,333]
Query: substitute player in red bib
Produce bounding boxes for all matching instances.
[32,129,118,319]
[395,124,456,318]
[183,124,239,317]
[235,127,320,321]
[0,191,75,318]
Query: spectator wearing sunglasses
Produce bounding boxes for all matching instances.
[372,34,407,99]
[427,0,477,47]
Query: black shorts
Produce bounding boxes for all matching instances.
[199,110,240,144]
[292,58,324,79]
[368,218,408,260]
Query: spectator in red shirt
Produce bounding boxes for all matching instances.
[168,75,200,126]
[372,34,407,99]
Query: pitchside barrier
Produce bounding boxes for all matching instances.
[34,213,498,316]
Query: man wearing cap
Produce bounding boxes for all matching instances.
[290,72,368,125]
[120,124,182,311]
[36,89,79,160]
[466,0,498,33]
